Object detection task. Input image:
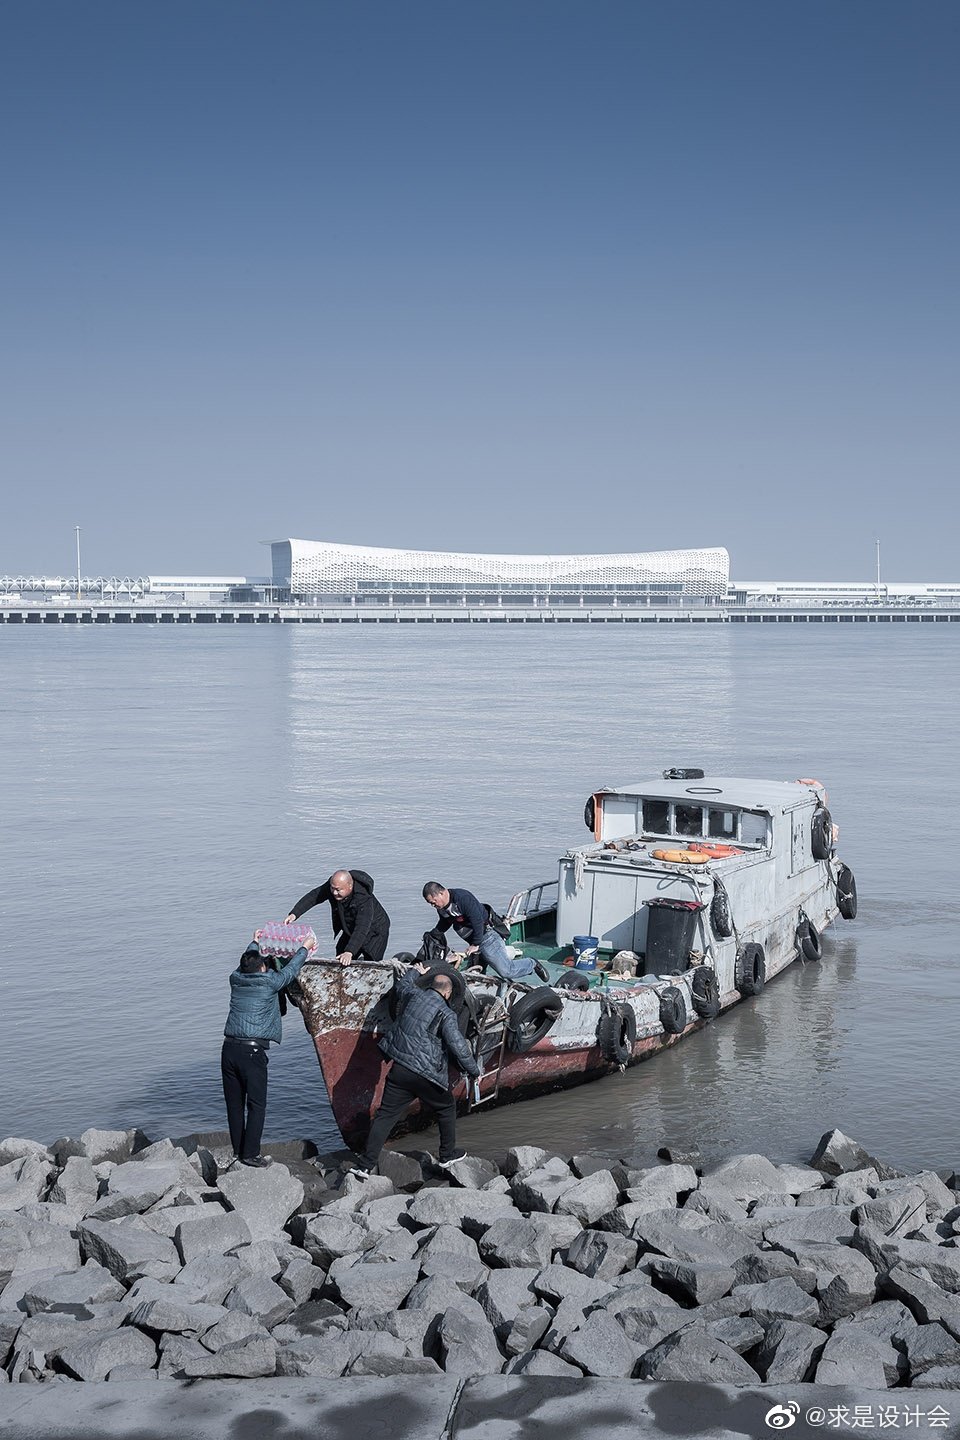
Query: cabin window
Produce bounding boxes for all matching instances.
[740,811,769,846]
[675,804,704,837]
[642,799,670,833]
[708,808,738,839]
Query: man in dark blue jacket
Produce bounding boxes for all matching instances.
[222,934,316,1167]
[354,962,480,1172]
[422,882,534,980]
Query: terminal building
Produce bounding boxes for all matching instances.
[267,538,730,607]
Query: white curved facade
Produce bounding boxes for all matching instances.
[272,539,729,597]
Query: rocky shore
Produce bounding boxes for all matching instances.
[1,1127,959,1389]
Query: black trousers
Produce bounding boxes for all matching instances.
[363,1062,457,1165]
[221,1040,269,1161]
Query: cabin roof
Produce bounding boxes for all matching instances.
[601,776,821,812]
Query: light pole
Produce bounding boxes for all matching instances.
[75,526,82,603]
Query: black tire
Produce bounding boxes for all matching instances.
[690,966,721,1020]
[508,988,562,1053]
[710,883,733,939]
[811,808,833,862]
[798,919,822,962]
[837,865,858,920]
[735,943,766,997]
[597,1003,637,1064]
[583,796,596,833]
[556,971,591,992]
[659,985,687,1035]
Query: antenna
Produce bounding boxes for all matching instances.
[875,538,881,594]
[76,526,82,601]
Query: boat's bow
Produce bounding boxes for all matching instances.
[294,959,395,1147]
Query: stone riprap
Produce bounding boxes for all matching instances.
[0,1125,957,1386]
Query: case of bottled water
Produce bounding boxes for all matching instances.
[255,922,317,960]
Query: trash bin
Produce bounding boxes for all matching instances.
[643,900,703,975]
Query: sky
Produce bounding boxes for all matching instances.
[2,1,957,581]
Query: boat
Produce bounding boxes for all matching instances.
[291,771,858,1148]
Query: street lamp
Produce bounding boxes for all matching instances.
[75,526,81,602]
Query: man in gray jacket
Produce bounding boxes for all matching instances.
[353,962,480,1173]
[222,934,316,1167]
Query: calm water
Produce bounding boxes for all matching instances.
[1,625,957,1172]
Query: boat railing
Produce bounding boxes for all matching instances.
[505,880,559,923]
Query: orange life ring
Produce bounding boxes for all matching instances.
[652,848,711,865]
[687,842,743,858]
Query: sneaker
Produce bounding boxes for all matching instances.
[436,1151,468,1169]
[345,1161,374,1179]
[240,1155,272,1168]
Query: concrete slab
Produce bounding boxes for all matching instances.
[0,1378,958,1440]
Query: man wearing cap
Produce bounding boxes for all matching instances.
[221,933,316,1168]
[284,869,389,966]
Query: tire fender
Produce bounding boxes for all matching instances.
[659,985,687,1035]
[735,943,766,997]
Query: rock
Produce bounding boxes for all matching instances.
[333,1260,420,1312]
[444,1156,500,1189]
[47,1156,98,1211]
[828,1165,880,1200]
[814,1327,891,1387]
[555,1170,620,1226]
[754,1318,829,1382]
[638,1328,759,1383]
[174,1211,252,1262]
[503,1304,551,1356]
[224,1274,296,1329]
[217,1162,305,1241]
[734,1251,817,1293]
[278,1256,325,1306]
[128,1296,228,1334]
[8,1230,81,1278]
[61,1128,149,1166]
[348,1354,443,1376]
[795,1189,848,1208]
[277,1330,404,1378]
[140,1200,229,1239]
[21,1262,125,1316]
[836,1298,919,1348]
[230,1240,283,1279]
[731,1278,821,1327]
[882,1265,960,1339]
[905,1322,960,1379]
[365,1227,420,1264]
[857,1187,927,1236]
[355,1194,411,1234]
[478,1217,553,1270]
[88,1162,202,1222]
[809,1128,874,1177]
[417,1226,485,1290]
[157,1332,211,1377]
[859,1233,960,1294]
[77,1218,180,1282]
[293,1212,367,1266]
[535,1213,584,1253]
[506,1348,583,1376]
[0,1139,53,1166]
[279,1298,349,1338]
[648,1258,736,1306]
[501,1146,551,1178]
[482,1175,512,1195]
[406,1187,516,1233]
[656,1144,703,1170]
[565,1228,638,1280]
[706,1315,765,1355]
[325,1172,396,1215]
[107,1364,158,1381]
[199,1310,267,1352]
[572,1154,630,1188]
[173,1254,247,1305]
[625,1164,698,1204]
[58,1326,158,1381]
[776,1164,826,1193]
[910,1363,960,1388]
[375,1151,424,1192]
[439,1305,504,1375]
[402,1276,485,1324]
[631,1214,756,1266]
[509,1167,579,1214]
[475,1268,539,1331]
[762,1207,857,1246]
[182,1334,278,1377]
[703,1154,794,1202]
[800,1244,877,1323]
[561,1309,639,1377]
[532,1263,611,1307]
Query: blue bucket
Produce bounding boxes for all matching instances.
[573,935,599,969]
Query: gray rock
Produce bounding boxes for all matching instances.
[0,1139,53,1166]
[703,1153,794,1202]
[77,1218,180,1282]
[375,1150,424,1192]
[910,1363,960,1388]
[47,1156,98,1211]
[905,1322,960,1379]
[355,1193,411,1234]
[200,1310,267,1352]
[277,1330,404,1378]
[828,1165,880,1201]
[58,1326,158,1381]
[762,1207,857,1246]
[857,1187,927,1235]
[732,1277,821,1327]
[231,1239,283,1278]
[364,1227,420,1264]
[656,1143,703,1170]
[506,1348,583,1376]
[649,1257,736,1306]
[631,1214,756,1266]
[501,1146,551,1178]
[565,1227,638,1280]
[8,1230,81,1278]
[224,1273,296,1328]
[836,1298,919,1347]
[814,1327,891,1387]
[444,1155,500,1189]
[734,1251,817,1293]
[478,1216,553,1270]
[173,1254,247,1305]
[279,1298,349,1338]
[598,1199,673,1237]
[182,1334,278,1377]
[324,1172,396,1216]
[754,1318,829,1382]
[555,1170,620,1226]
[535,1212,585,1253]
[293,1212,367,1266]
[278,1256,325,1306]
[705,1315,765,1355]
[157,1332,212,1376]
[795,1188,848,1208]
[333,1259,420,1312]
[475,1267,539,1331]
[417,1226,485,1290]
[862,1233,960,1294]
[561,1309,638,1377]
[174,1211,252,1263]
[503,1303,551,1356]
[123,1276,200,1310]
[128,1296,228,1334]
[882,1266,960,1339]
[406,1186,516,1233]
[776,1163,826,1193]
[70,1128,148,1166]
[217,1162,304,1241]
[625,1163,698,1204]
[809,1128,874,1177]
[439,1304,504,1375]
[349,1354,443,1375]
[801,1244,877,1323]
[402,1275,484,1324]
[905,1170,958,1222]
[21,1262,125,1316]
[106,1364,159,1381]
[638,1328,759,1382]
[533,1262,611,1307]
[509,1168,579,1214]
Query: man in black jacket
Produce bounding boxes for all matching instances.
[284,869,389,965]
[352,961,480,1172]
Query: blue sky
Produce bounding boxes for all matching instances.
[2,1,957,579]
